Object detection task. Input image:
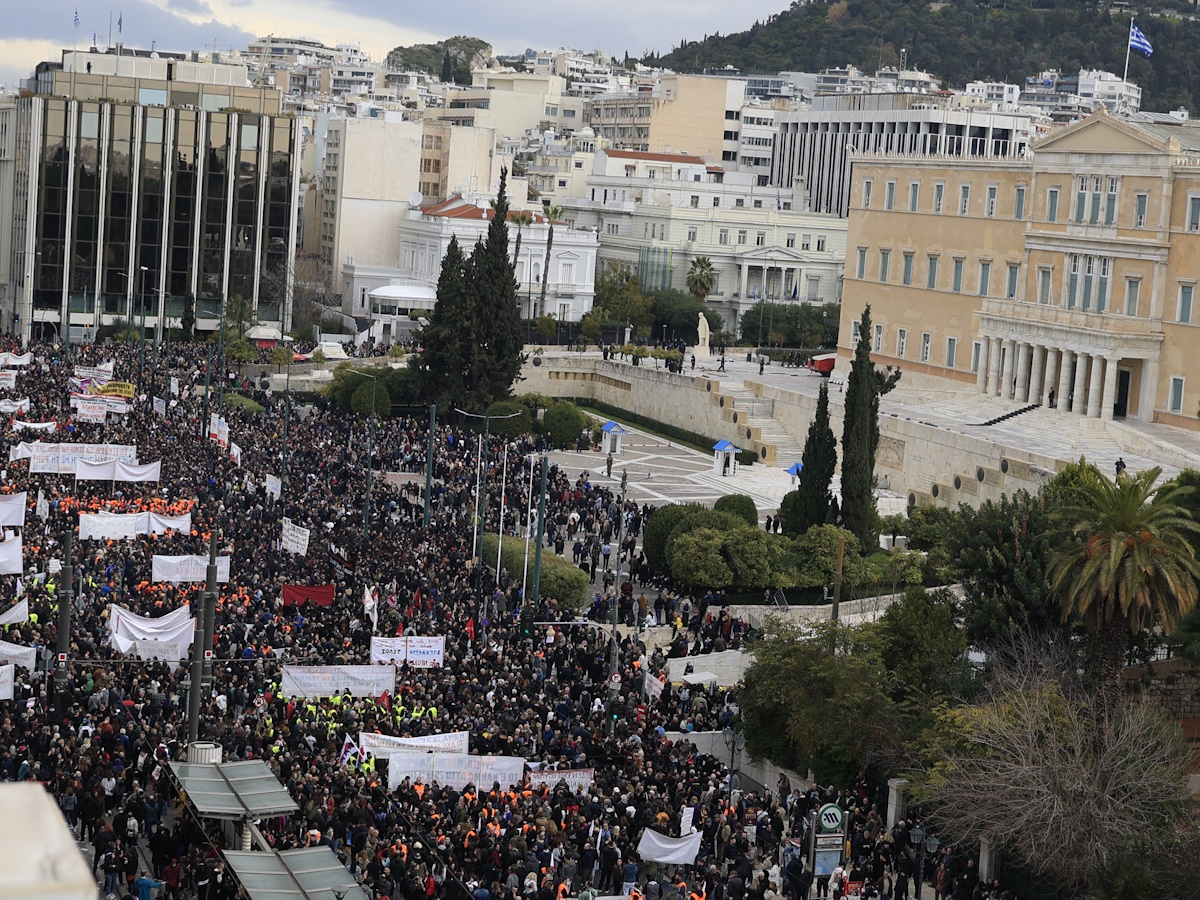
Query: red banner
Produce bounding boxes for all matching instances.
[281,584,335,607]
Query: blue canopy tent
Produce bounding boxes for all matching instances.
[713,440,741,476]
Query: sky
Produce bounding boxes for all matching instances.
[0,0,790,89]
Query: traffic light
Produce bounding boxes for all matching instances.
[520,608,534,638]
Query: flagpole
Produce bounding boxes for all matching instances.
[1123,16,1134,87]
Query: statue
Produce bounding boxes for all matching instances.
[695,313,712,360]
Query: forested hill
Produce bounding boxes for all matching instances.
[648,0,1200,113]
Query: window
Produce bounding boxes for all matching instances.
[934,182,945,214]
[1105,176,1118,225]
[801,234,811,250]
[718,229,729,245]
[920,332,931,363]
[1125,279,1140,316]
[1089,175,1102,225]
[1048,187,1059,223]
[816,236,826,252]
[971,340,982,374]
[753,199,762,209]
[1180,283,1194,323]
[738,230,748,245]
[863,180,873,209]
[959,184,971,216]
[1189,197,1200,232]
[1097,258,1110,313]
[1006,263,1019,299]
[735,198,745,208]
[903,252,914,286]
[605,222,619,235]
[897,328,908,358]
[1075,176,1087,223]
[873,323,883,352]
[1038,267,1052,304]
[1082,256,1094,310]
[713,197,720,208]
[687,227,697,242]
[953,258,964,293]
[786,233,796,248]
[807,278,819,301]
[979,261,991,297]
[1170,376,1185,414]
[1067,254,1079,308]
[851,320,861,343]
[885,181,896,210]
[986,185,997,218]
[1014,185,1026,220]
[927,255,939,289]
[575,160,584,169]
[879,249,890,282]
[909,182,920,211]
[856,247,867,279]
[690,195,699,208]
[755,231,766,246]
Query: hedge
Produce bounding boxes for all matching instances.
[481,533,588,611]
[573,398,753,464]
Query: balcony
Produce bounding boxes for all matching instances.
[977,296,1165,355]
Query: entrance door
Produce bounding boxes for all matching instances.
[1114,368,1131,418]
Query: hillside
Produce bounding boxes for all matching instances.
[385,35,492,84]
[650,0,1200,113]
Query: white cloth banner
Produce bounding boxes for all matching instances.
[528,767,595,793]
[74,364,114,384]
[265,475,281,499]
[70,394,128,415]
[0,537,21,575]
[281,518,310,556]
[134,640,182,662]
[79,512,192,541]
[21,443,136,474]
[0,493,26,528]
[75,459,161,482]
[636,829,703,866]
[368,636,445,667]
[153,397,166,418]
[358,731,470,759]
[386,751,527,791]
[370,636,407,665]
[0,639,36,670]
[279,665,395,699]
[170,376,179,396]
[230,442,242,466]
[76,399,108,424]
[151,555,231,583]
[11,420,55,433]
[0,352,32,367]
[0,599,29,626]
[0,372,16,390]
[0,399,31,414]
[109,604,195,652]
[0,663,12,700]
[644,672,665,699]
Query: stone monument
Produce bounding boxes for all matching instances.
[695,313,712,360]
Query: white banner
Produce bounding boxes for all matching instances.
[370,636,407,665]
[230,442,242,466]
[153,397,166,418]
[70,394,128,415]
[0,493,26,528]
[279,665,395,699]
[0,639,36,670]
[0,537,21,575]
[281,518,310,556]
[0,599,29,626]
[73,363,113,384]
[134,640,182,662]
[265,475,281,500]
[21,443,136,474]
[0,663,12,700]
[0,352,32,367]
[528,767,595,793]
[0,372,16,390]
[358,731,470,759]
[170,376,179,397]
[109,604,195,653]
[406,636,445,668]
[79,512,192,541]
[75,459,161,482]
[636,829,703,866]
[151,555,231,583]
[0,399,31,414]
[386,751,526,791]
[11,420,55,433]
[644,672,665,699]
[76,398,108,424]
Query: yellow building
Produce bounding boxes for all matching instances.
[839,109,1200,429]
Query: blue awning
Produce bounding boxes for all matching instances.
[787,462,804,476]
[713,440,740,452]
[601,421,628,434]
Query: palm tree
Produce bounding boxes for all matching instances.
[538,221,554,318]
[1048,464,1200,725]
[546,205,565,223]
[511,210,533,273]
[686,256,717,300]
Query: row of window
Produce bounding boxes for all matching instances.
[864,178,1021,219]
[855,247,1018,297]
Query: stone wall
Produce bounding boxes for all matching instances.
[663,730,811,795]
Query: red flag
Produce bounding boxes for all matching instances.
[379,690,391,713]
[466,617,475,641]
[281,584,335,606]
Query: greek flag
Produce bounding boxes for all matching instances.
[1129,23,1153,57]
[73,7,79,27]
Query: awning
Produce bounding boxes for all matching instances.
[601,421,628,435]
[171,760,299,820]
[682,671,719,685]
[713,440,740,453]
[223,847,366,900]
[787,462,804,476]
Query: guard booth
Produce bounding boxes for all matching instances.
[787,462,803,487]
[713,440,740,476]
[601,421,628,454]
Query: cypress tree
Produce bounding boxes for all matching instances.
[441,50,453,84]
[417,235,474,410]
[841,304,880,549]
[792,380,837,533]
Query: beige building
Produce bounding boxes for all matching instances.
[436,71,584,139]
[838,109,1200,429]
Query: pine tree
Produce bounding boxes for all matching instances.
[441,50,453,84]
[417,235,474,410]
[793,380,837,532]
[841,304,880,549]
[469,168,525,409]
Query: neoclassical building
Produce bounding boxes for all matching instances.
[839,108,1200,428]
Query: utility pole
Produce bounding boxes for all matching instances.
[188,528,220,744]
[54,528,73,690]
[529,454,549,606]
[423,404,436,528]
[201,343,212,442]
[831,533,845,622]
[281,358,291,496]
[606,469,628,734]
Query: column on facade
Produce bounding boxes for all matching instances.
[1000,339,1017,400]
[1057,350,1075,414]
[975,337,991,393]
[1015,342,1033,403]
[986,336,1002,396]
[1100,355,1121,421]
[740,264,749,301]
[1073,351,1090,414]
[1027,344,1046,406]
[1086,353,1106,418]
[1041,347,1059,407]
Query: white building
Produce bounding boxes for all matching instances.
[1076,68,1142,113]
[965,80,1022,108]
[342,196,599,341]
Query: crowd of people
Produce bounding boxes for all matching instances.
[0,336,1008,900]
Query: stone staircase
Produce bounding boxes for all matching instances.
[721,384,806,467]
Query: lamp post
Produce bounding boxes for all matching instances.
[351,370,379,560]
[281,355,292,496]
[908,825,939,900]
[137,265,148,378]
[722,726,746,785]
[606,468,628,734]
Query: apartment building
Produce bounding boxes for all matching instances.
[436,71,584,140]
[838,109,1200,429]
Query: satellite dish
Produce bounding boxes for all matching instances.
[408,191,424,207]
[653,190,671,207]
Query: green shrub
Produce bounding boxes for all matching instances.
[714,494,758,527]
[481,534,587,609]
[351,379,391,418]
[664,508,745,564]
[670,527,732,590]
[736,449,758,466]
[543,401,587,449]
[793,524,866,591]
[484,400,532,437]
[643,503,703,574]
[722,528,795,590]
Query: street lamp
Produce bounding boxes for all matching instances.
[281,353,292,497]
[606,468,629,734]
[722,726,746,781]
[137,266,148,367]
[909,825,940,900]
[351,370,380,560]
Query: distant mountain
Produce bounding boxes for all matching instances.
[649,0,1200,113]
[386,36,493,84]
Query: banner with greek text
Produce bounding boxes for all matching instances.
[20,443,136,474]
[281,517,310,556]
[0,663,12,700]
[77,399,108,423]
[0,599,29,626]
[0,639,36,670]
[79,511,191,540]
[386,751,526,791]
[73,364,114,384]
[153,397,166,418]
[0,352,32,367]
[134,640,182,662]
[12,420,55,433]
[265,475,281,499]
[0,536,21,575]
[95,381,135,398]
[151,555,231,583]
[0,372,16,390]
[279,665,395,699]
[0,399,30,414]
[0,493,26,528]
[358,731,470,759]
[406,636,445,668]
[370,636,407,665]
[528,767,596,793]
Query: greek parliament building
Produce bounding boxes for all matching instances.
[0,50,300,344]
[839,108,1200,430]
